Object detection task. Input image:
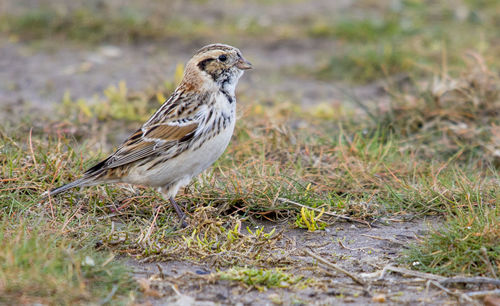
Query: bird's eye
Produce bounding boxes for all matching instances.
[218,54,227,62]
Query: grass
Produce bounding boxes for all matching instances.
[0,4,278,44]
[1,57,498,282]
[316,43,416,83]
[403,204,499,277]
[310,0,500,83]
[0,7,186,43]
[295,206,327,232]
[0,221,136,304]
[309,17,410,42]
[218,267,305,291]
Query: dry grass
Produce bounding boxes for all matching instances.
[383,54,500,164]
[0,54,499,303]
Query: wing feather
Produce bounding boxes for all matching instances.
[86,90,205,173]
[100,122,198,169]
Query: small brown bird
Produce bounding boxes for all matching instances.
[45,44,252,225]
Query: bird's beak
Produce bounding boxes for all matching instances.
[236,57,252,70]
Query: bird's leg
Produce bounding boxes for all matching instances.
[169,197,187,228]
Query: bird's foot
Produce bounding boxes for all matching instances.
[169,197,188,228]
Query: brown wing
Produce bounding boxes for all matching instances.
[99,122,198,170]
[85,90,205,174]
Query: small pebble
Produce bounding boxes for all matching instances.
[372,294,386,303]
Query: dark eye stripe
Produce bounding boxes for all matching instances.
[197,58,215,71]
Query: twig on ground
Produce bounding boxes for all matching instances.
[277,197,369,226]
[427,280,477,305]
[466,289,500,298]
[0,178,19,183]
[338,239,377,252]
[379,265,498,304]
[0,186,38,192]
[144,206,162,242]
[304,248,366,286]
[170,284,182,296]
[379,265,446,282]
[440,277,500,287]
[360,234,405,245]
[318,267,368,290]
[96,213,124,220]
[306,241,332,249]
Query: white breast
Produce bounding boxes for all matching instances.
[125,91,236,188]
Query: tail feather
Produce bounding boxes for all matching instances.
[42,177,94,198]
[42,158,113,199]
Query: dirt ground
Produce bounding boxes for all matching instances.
[0,34,384,120]
[130,218,456,305]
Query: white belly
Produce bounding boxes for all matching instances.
[124,119,235,187]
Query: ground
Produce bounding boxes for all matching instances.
[131,219,445,305]
[0,0,499,305]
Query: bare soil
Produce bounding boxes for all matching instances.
[130,218,453,305]
[0,37,384,118]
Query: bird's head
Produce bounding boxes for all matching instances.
[183,44,252,93]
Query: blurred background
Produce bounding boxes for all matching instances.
[1,0,499,118]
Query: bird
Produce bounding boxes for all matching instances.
[44,43,252,226]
